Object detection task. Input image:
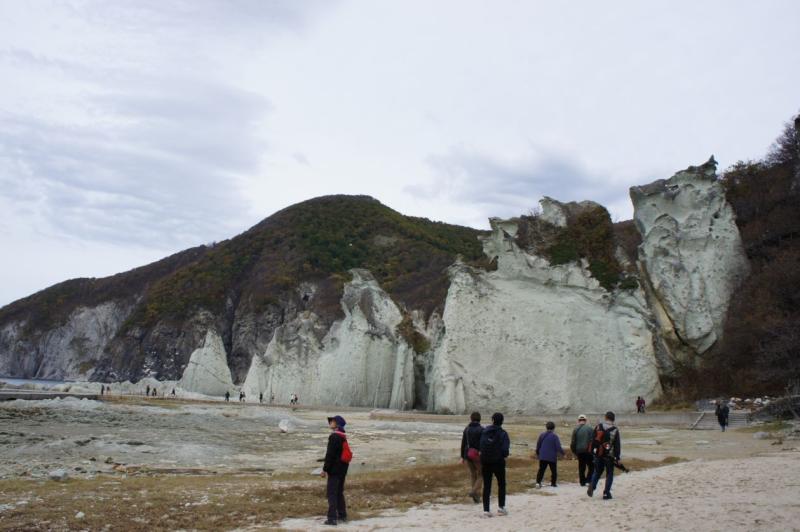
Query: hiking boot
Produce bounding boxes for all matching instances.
[323,519,337,526]
[550,484,558,488]
[535,482,542,489]
[483,511,493,518]
[603,493,613,500]
[497,507,508,516]
[587,484,594,497]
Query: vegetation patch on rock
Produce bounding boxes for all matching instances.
[515,204,637,291]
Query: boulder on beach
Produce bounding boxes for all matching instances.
[48,469,68,481]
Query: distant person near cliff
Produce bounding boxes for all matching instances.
[587,411,621,500]
[321,415,351,526]
[535,421,565,488]
[570,414,594,486]
[636,396,646,413]
[480,412,510,517]
[224,391,230,402]
[716,401,730,432]
[460,411,484,503]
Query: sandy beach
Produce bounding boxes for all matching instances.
[282,452,800,531]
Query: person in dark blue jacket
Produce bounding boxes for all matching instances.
[535,421,565,487]
[479,412,511,517]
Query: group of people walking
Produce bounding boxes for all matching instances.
[460,410,623,516]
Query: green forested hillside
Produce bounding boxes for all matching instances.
[1,195,488,338]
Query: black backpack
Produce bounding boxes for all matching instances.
[479,427,505,462]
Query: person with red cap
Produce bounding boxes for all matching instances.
[321,415,350,526]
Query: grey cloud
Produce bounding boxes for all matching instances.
[292,152,310,166]
[0,0,292,250]
[70,0,329,38]
[412,146,632,221]
[0,75,270,249]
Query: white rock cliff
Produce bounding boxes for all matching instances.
[240,270,415,409]
[426,217,663,414]
[177,330,235,396]
[631,158,749,360]
[0,301,132,380]
[0,159,752,414]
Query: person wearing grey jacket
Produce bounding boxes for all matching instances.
[570,414,595,486]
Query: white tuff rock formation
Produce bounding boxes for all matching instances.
[427,216,662,414]
[241,270,415,409]
[0,301,132,380]
[631,158,749,361]
[0,160,752,414]
[177,330,235,396]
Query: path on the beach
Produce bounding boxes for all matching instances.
[282,451,800,531]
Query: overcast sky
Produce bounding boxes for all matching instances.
[1,0,798,307]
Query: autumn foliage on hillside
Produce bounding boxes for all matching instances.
[702,115,800,395]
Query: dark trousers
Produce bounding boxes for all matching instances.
[590,456,614,495]
[536,460,557,486]
[577,452,595,486]
[481,460,506,512]
[326,473,347,522]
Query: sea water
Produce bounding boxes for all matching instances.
[0,377,67,388]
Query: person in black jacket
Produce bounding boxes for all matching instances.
[587,411,621,500]
[716,400,730,432]
[321,415,349,526]
[460,411,484,503]
[480,412,511,517]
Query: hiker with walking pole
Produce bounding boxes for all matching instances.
[587,411,621,500]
